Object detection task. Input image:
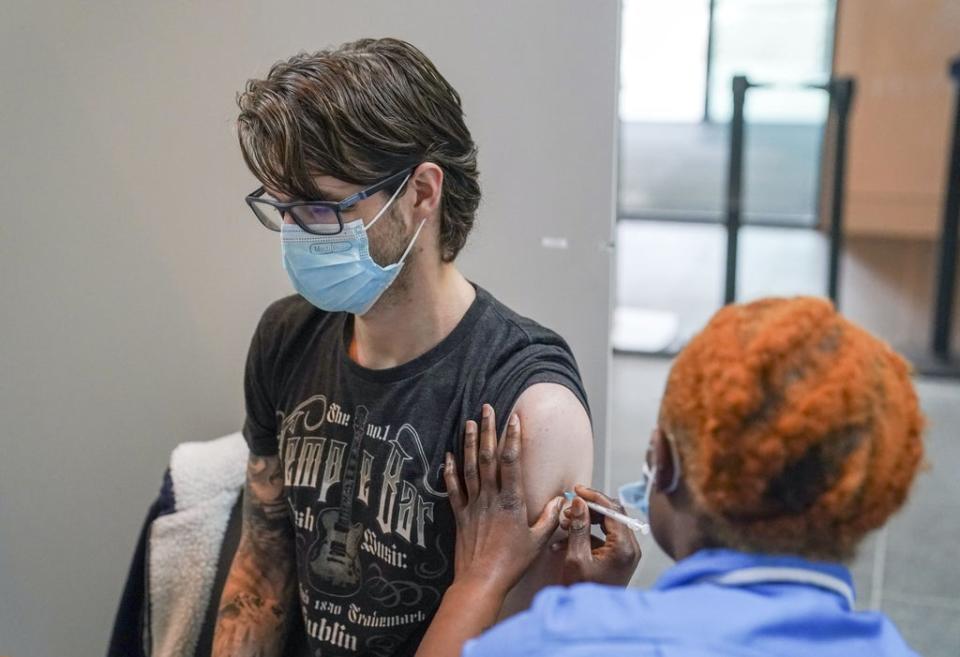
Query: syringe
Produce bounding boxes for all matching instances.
[564,490,650,535]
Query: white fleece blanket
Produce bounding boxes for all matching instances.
[148,432,248,657]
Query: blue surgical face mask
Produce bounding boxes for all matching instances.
[618,461,657,518]
[618,431,682,520]
[280,175,425,315]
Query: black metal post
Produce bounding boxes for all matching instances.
[827,78,856,305]
[724,75,750,304]
[703,0,718,122]
[932,58,960,358]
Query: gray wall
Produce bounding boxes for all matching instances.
[0,2,619,655]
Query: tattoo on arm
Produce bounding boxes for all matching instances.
[244,455,294,555]
[212,455,296,657]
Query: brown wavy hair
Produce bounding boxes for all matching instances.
[236,38,481,262]
[660,297,925,560]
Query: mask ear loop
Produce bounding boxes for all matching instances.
[396,218,428,264]
[364,174,412,230]
[663,432,683,494]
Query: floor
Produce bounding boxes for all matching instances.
[614,219,960,357]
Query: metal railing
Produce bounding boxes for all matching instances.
[723,76,856,305]
[931,57,960,363]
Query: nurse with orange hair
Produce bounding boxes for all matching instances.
[416,296,924,657]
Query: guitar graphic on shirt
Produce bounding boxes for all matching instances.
[309,404,368,596]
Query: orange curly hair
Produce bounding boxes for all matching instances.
[660,297,924,560]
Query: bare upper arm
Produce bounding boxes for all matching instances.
[243,454,292,535]
[504,382,593,523]
[495,382,593,618]
[245,453,287,512]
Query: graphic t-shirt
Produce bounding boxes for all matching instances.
[242,285,590,657]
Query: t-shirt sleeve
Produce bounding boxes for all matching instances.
[455,336,590,466]
[486,339,592,441]
[242,311,279,457]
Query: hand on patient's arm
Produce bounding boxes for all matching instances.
[415,406,564,657]
[212,454,296,657]
[496,383,594,618]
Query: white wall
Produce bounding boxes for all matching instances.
[0,2,620,655]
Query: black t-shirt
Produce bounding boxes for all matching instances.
[242,285,590,657]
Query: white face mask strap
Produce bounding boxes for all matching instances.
[663,432,683,493]
[364,173,411,230]
[398,218,428,263]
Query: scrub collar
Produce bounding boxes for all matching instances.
[654,548,856,610]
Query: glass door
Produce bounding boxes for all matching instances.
[616,0,838,353]
[619,0,837,227]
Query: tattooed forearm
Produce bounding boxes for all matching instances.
[244,455,295,559]
[212,455,296,657]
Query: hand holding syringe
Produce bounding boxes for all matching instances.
[555,485,646,586]
[564,490,650,535]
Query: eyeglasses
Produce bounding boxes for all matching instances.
[245,167,414,236]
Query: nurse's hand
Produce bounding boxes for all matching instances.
[443,404,564,597]
[556,485,641,586]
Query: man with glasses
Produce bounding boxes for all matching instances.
[212,38,593,657]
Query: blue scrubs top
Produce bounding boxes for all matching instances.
[463,549,918,657]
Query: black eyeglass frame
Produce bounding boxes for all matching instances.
[245,166,416,235]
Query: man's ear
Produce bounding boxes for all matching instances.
[409,162,443,217]
[652,427,679,495]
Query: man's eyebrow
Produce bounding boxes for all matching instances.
[271,183,357,204]
[309,187,347,203]
[267,187,340,203]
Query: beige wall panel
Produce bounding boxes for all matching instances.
[833,0,959,238]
